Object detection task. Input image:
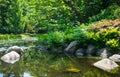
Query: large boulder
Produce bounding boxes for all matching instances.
[86,45,95,56]
[109,54,120,62]
[1,51,20,64]
[6,46,24,56]
[93,59,119,72]
[65,41,78,54]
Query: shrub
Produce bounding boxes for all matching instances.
[64,25,88,46]
[106,39,119,51]
[46,31,65,47]
[88,18,120,32]
[37,25,88,47]
[87,18,120,52]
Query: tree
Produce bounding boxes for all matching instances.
[0,0,24,34]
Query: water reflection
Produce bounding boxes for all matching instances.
[0,39,120,77]
[1,50,120,77]
[0,72,32,77]
[23,72,33,77]
[0,74,3,77]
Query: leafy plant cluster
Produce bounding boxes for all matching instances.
[37,26,87,47]
[38,19,120,53]
[87,19,120,53]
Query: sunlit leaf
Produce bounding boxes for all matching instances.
[66,67,80,73]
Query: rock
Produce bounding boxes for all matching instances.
[75,48,84,57]
[100,48,107,59]
[93,58,119,72]
[65,41,78,54]
[6,46,24,56]
[86,45,95,56]
[96,48,111,57]
[1,51,20,64]
[109,54,120,62]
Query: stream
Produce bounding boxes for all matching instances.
[0,38,120,77]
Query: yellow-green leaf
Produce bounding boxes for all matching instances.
[66,67,80,73]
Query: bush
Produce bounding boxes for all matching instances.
[63,25,87,45]
[37,25,88,47]
[45,31,65,47]
[87,18,120,53]
[107,39,119,51]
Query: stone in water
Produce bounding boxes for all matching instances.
[100,49,107,59]
[1,51,20,64]
[93,59,119,72]
[109,54,120,62]
[6,46,24,56]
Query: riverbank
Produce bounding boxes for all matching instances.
[0,33,120,77]
[36,18,120,57]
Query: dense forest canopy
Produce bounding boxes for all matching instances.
[0,0,120,34]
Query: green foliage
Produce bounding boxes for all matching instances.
[37,18,120,53]
[0,0,24,34]
[73,27,87,41]
[107,39,119,50]
[0,34,21,40]
[114,7,120,18]
[110,67,119,74]
[37,26,87,47]
[1,0,120,34]
[22,0,73,33]
[36,34,48,43]
[89,4,120,22]
[45,31,65,47]
[1,0,120,53]
[87,26,120,52]
[64,26,87,47]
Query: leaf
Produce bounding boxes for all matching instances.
[66,67,80,73]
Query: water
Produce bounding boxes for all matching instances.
[0,38,120,77]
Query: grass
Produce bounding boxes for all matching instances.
[0,34,21,40]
